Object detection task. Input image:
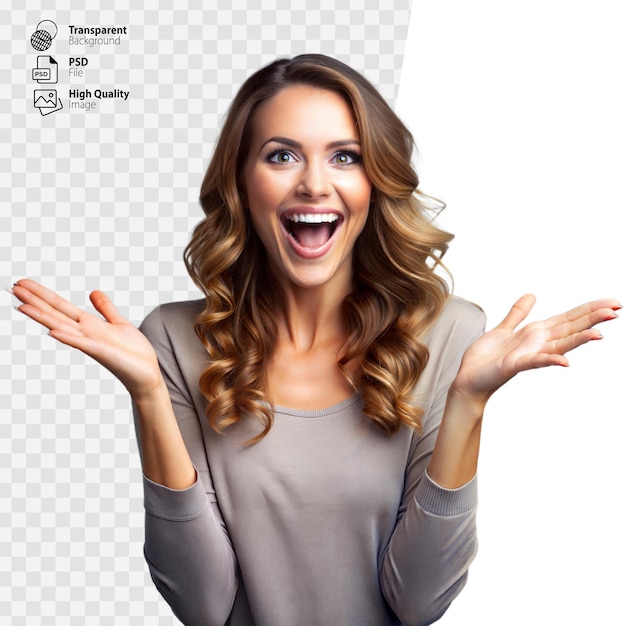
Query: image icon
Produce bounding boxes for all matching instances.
[30,20,58,51]
[33,89,63,116]
[32,55,58,84]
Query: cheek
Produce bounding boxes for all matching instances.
[360,183,373,208]
[345,174,372,213]
[245,172,283,246]
[245,169,287,214]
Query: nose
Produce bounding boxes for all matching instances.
[296,161,330,199]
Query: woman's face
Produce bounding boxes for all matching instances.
[242,84,372,294]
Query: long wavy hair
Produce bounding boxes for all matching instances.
[184,54,453,442]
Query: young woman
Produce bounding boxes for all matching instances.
[12,55,620,626]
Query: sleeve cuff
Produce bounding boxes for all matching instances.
[415,471,478,517]
[143,471,209,521]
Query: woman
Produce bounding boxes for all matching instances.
[12,55,620,626]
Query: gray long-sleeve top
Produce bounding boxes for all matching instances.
[135,296,486,626]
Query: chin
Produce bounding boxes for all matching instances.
[285,260,352,292]
[287,271,337,290]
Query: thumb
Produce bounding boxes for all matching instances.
[496,294,536,331]
[89,291,126,324]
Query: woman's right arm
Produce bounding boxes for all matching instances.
[12,279,195,487]
[12,280,237,625]
[132,380,196,489]
[134,381,237,626]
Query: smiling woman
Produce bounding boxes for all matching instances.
[243,85,371,289]
[12,54,620,626]
[184,56,458,445]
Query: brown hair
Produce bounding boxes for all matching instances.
[184,54,453,442]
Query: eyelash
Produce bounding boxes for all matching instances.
[266,148,297,164]
[265,148,362,166]
[332,150,362,166]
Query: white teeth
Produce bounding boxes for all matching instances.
[286,213,339,223]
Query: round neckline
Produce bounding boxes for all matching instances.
[273,392,362,417]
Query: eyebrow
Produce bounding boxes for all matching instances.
[259,136,361,151]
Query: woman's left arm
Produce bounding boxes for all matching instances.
[428,294,621,488]
[380,295,619,625]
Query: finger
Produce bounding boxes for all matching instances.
[550,327,604,356]
[543,298,622,329]
[16,302,83,337]
[547,306,618,341]
[12,284,82,332]
[496,294,537,331]
[13,279,83,322]
[89,291,127,324]
[518,353,570,370]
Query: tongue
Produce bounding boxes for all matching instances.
[291,223,333,249]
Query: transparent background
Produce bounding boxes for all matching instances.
[2,1,412,623]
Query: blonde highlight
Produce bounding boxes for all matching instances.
[184,55,453,441]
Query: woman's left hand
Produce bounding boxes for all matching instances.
[453,294,621,405]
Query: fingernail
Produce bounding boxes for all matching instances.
[5,287,15,295]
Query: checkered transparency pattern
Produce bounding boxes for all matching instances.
[2,0,412,623]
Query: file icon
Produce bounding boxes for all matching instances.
[32,55,58,84]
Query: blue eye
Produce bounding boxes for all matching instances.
[333,151,362,165]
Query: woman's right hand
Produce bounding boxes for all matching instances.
[12,279,163,400]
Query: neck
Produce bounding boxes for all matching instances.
[275,281,351,354]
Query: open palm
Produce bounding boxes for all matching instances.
[454,294,621,403]
[12,279,162,399]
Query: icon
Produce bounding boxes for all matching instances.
[30,20,58,51]
[32,55,58,84]
[33,89,63,116]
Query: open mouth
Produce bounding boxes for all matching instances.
[281,213,342,250]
